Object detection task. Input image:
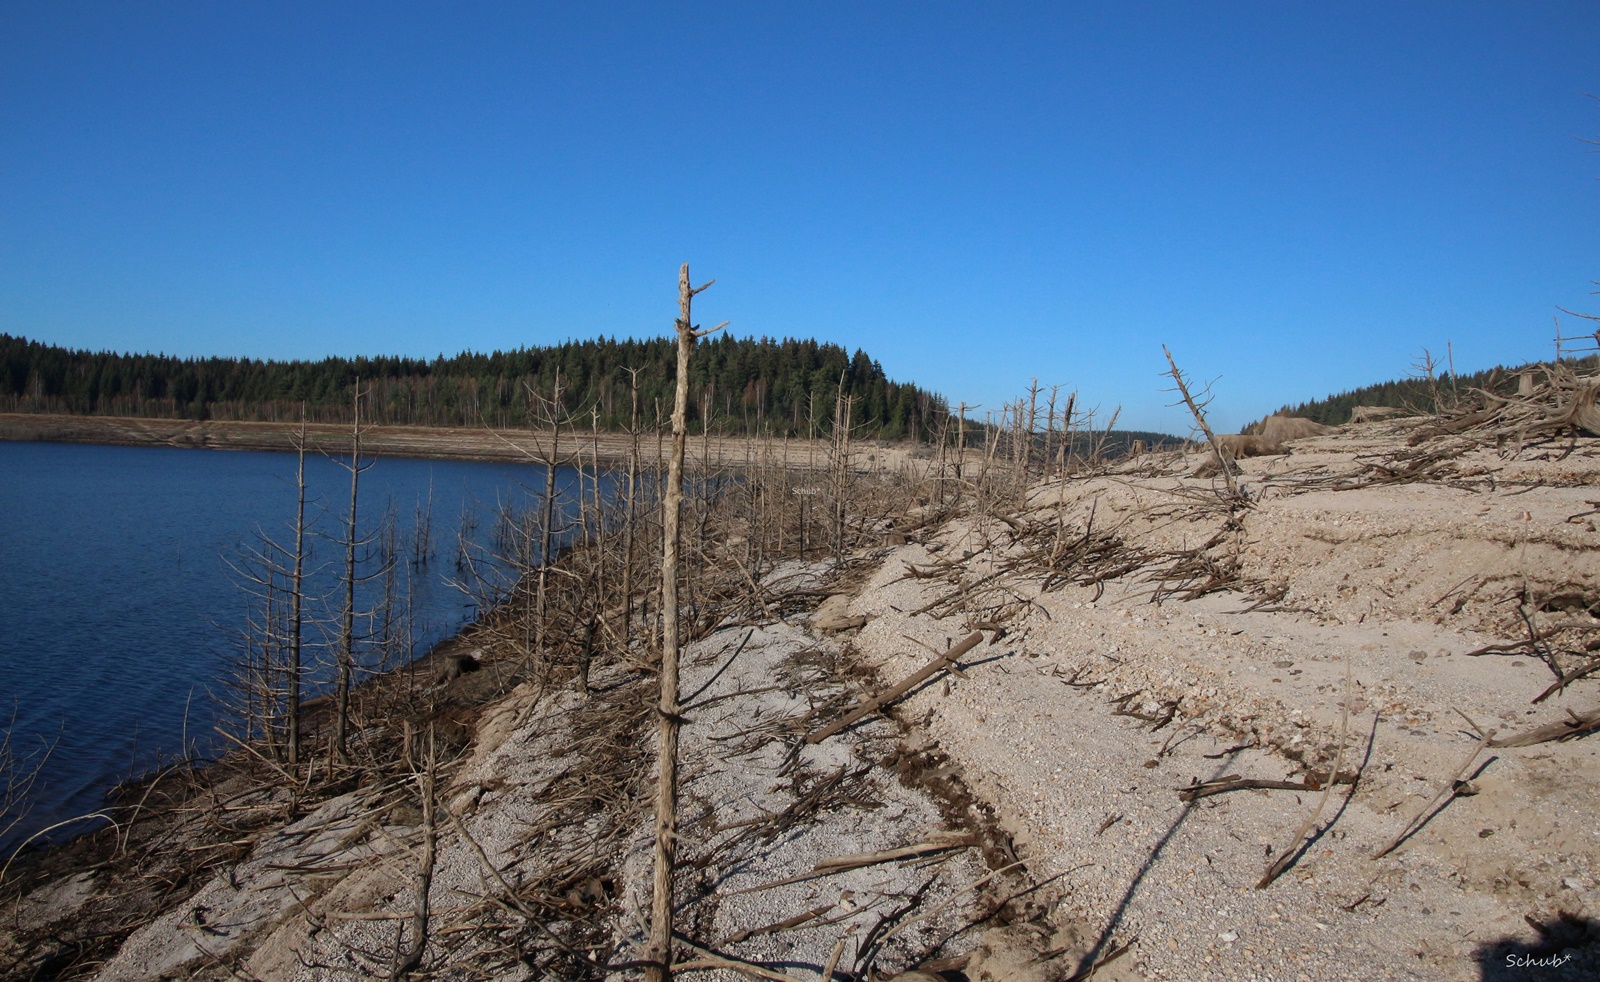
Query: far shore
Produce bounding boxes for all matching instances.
[0,412,918,471]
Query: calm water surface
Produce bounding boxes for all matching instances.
[0,441,575,853]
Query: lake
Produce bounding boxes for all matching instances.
[0,440,587,854]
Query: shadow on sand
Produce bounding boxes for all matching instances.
[1474,911,1600,980]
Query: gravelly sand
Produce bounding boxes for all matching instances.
[826,423,1600,981]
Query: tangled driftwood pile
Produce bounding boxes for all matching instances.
[1412,363,1600,448]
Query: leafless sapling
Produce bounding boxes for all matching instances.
[1162,345,1241,501]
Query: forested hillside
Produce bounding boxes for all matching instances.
[1255,354,1600,429]
[0,334,947,439]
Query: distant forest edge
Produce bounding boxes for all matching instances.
[0,333,949,440]
[1254,353,1600,431]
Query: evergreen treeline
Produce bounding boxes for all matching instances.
[0,333,948,439]
[1253,354,1600,430]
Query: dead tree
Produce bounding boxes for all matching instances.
[1410,347,1445,414]
[1,708,55,859]
[587,406,606,591]
[530,368,571,662]
[619,366,643,640]
[828,372,854,557]
[955,402,969,485]
[1022,380,1041,487]
[646,264,727,982]
[1058,391,1077,475]
[1042,385,1061,482]
[980,405,1003,503]
[390,730,437,979]
[333,379,377,759]
[287,410,309,765]
[220,407,316,765]
[1162,345,1241,500]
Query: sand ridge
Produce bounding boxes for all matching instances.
[826,420,1600,980]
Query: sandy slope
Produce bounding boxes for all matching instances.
[826,420,1600,980]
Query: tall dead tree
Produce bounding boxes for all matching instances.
[646,264,727,982]
[955,402,969,486]
[1042,385,1060,482]
[219,404,320,766]
[1022,380,1040,482]
[1059,391,1077,474]
[532,368,568,660]
[333,379,376,759]
[286,409,309,766]
[619,366,643,640]
[829,374,854,558]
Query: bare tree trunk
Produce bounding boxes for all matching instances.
[697,392,713,559]
[589,406,605,579]
[803,391,818,556]
[621,367,641,639]
[335,381,365,759]
[981,407,1002,502]
[536,369,565,660]
[390,729,436,980]
[647,264,726,982]
[778,432,789,554]
[1025,380,1040,481]
[955,402,968,485]
[1043,385,1059,483]
[287,408,308,766]
[1060,392,1077,475]
[829,375,853,558]
[653,399,666,656]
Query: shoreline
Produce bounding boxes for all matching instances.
[0,412,914,471]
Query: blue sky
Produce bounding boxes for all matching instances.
[2,2,1597,433]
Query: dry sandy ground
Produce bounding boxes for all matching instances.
[6,416,1600,981]
[823,419,1600,981]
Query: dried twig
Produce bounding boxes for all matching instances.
[1258,657,1354,888]
[674,936,809,981]
[1373,739,1487,859]
[805,633,984,744]
[1488,706,1600,748]
[1178,776,1323,801]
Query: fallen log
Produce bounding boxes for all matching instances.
[804,632,984,744]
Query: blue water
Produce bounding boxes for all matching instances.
[0,441,580,853]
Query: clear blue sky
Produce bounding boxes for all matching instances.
[3,2,1597,433]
